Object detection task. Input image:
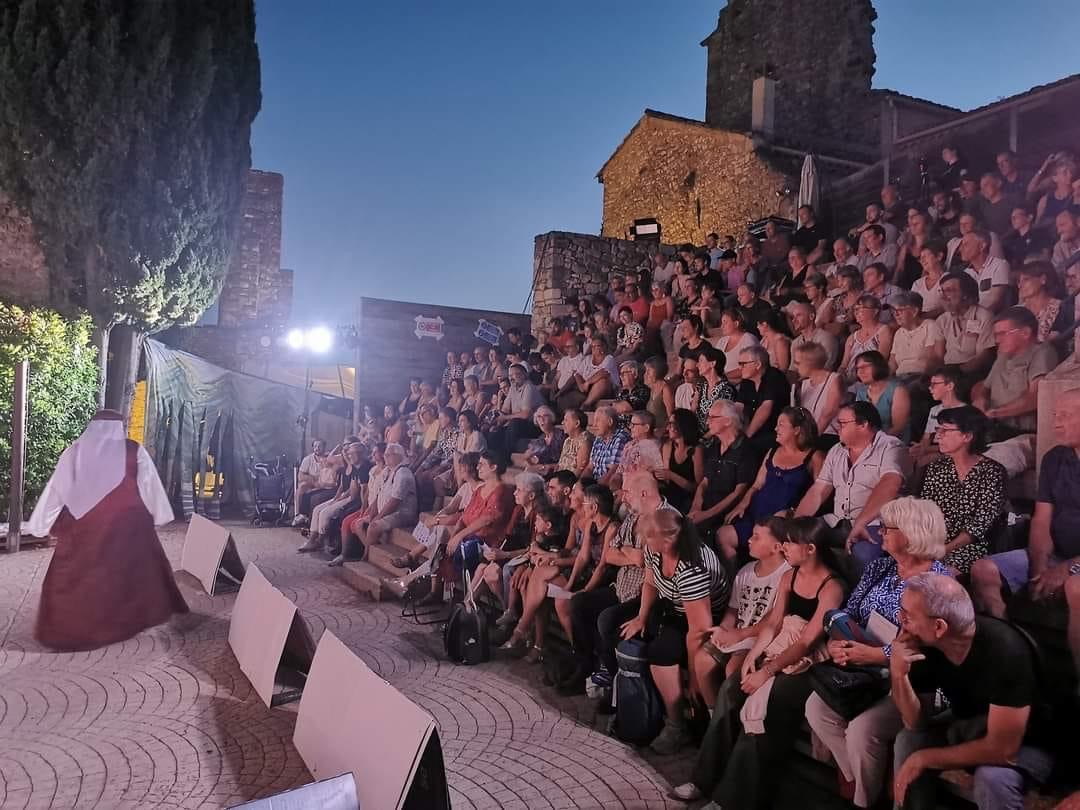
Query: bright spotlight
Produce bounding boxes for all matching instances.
[306,326,333,354]
[285,328,305,350]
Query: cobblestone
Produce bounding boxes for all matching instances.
[0,522,690,809]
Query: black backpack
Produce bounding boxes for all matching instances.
[542,646,588,695]
[443,574,489,665]
[611,638,664,746]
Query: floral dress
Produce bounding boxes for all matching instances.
[845,556,951,655]
[614,383,650,430]
[695,378,737,433]
[1033,299,1062,343]
[616,321,645,354]
[919,455,1007,573]
[557,432,593,473]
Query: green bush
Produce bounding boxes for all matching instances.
[0,302,99,517]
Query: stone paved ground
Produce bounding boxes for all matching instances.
[0,521,696,810]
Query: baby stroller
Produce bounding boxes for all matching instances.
[248,454,290,527]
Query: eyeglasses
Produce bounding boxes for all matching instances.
[935,425,963,434]
[737,360,758,366]
[630,421,649,427]
[992,327,1022,341]
[881,524,900,533]
[706,414,725,421]
[835,418,858,427]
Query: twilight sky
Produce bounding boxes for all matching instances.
[250,0,1080,326]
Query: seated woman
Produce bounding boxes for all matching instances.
[713,308,760,384]
[461,374,483,414]
[755,309,791,375]
[791,342,844,451]
[552,409,592,478]
[853,350,911,443]
[654,407,704,515]
[446,378,465,414]
[612,360,651,431]
[511,406,565,474]
[717,406,821,560]
[421,452,515,605]
[618,509,731,755]
[839,296,894,388]
[646,278,676,355]
[399,378,422,418]
[392,452,481,571]
[828,266,865,340]
[409,403,439,463]
[673,517,843,805]
[802,270,835,330]
[643,356,674,434]
[692,516,791,707]
[918,406,1007,576]
[503,484,616,661]
[432,409,486,502]
[470,471,546,612]
[414,407,459,509]
[804,497,950,810]
[383,402,408,446]
[614,306,645,363]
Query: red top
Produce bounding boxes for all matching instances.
[461,482,515,543]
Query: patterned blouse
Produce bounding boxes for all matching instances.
[421,427,460,469]
[919,455,1007,574]
[695,378,737,433]
[557,431,593,473]
[846,556,951,656]
[1033,298,1062,343]
[615,383,651,429]
[616,321,645,353]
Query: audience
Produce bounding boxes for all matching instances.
[288,143,1080,810]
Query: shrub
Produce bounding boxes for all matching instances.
[0,302,99,517]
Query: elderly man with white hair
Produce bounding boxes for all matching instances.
[890,573,1054,810]
[582,405,629,488]
[338,442,417,566]
[688,399,762,541]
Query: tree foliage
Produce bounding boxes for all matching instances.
[0,302,99,515]
[0,0,262,332]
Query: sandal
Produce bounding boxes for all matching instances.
[524,647,543,664]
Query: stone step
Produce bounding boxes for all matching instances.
[389,527,422,553]
[338,560,383,601]
[366,543,410,580]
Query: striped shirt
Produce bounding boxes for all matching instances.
[645,542,730,615]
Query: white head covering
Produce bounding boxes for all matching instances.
[26,410,174,536]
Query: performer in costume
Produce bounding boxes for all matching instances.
[26,409,189,651]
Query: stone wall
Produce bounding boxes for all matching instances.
[702,0,877,150]
[0,193,49,308]
[217,169,292,328]
[597,114,794,246]
[531,231,659,334]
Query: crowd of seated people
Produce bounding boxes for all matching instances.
[286,146,1080,809]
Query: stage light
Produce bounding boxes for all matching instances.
[286,328,305,350]
[306,327,333,354]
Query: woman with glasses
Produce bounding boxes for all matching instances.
[919,406,1006,575]
[713,308,760,383]
[839,295,894,386]
[693,344,737,435]
[804,497,951,810]
[829,266,865,339]
[802,270,835,330]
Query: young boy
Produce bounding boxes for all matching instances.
[693,516,790,707]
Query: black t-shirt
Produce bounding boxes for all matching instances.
[679,338,710,363]
[338,461,371,491]
[736,367,792,438]
[791,223,828,255]
[738,299,774,337]
[701,435,761,511]
[1038,445,1080,558]
[910,617,1043,743]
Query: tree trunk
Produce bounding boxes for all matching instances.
[104,324,146,422]
[92,323,110,410]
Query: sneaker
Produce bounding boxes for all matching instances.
[291,514,308,527]
[671,782,702,802]
[327,555,346,567]
[495,609,519,629]
[649,721,691,756]
[297,537,322,553]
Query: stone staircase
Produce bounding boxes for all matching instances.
[337,525,424,601]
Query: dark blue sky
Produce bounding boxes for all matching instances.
[251,1,1079,326]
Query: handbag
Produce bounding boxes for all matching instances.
[807,661,889,721]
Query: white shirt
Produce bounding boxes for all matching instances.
[580,353,621,389]
[555,353,588,389]
[299,452,323,478]
[972,256,1011,309]
[675,382,698,411]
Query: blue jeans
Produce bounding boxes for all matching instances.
[893,719,1052,810]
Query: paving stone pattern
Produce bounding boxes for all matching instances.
[0,522,692,809]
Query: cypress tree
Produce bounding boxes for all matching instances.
[0,0,261,403]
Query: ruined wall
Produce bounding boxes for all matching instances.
[217,169,292,327]
[598,116,793,246]
[0,193,49,308]
[702,0,877,148]
[531,232,659,334]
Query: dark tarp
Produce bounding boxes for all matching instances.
[143,339,350,516]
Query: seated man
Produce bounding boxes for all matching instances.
[688,399,761,542]
[573,335,621,410]
[891,574,1053,810]
[675,358,702,411]
[795,401,907,578]
[937,272,996,376]
[486,362,544,465]
[960,229,1011,314]
[971,307,1058,439]
[790,300,839,370]
[292,439,329,525]
[582,406,628,489]
[972,389,1080,618]
[347,442,418,565]
[735,345,791,455]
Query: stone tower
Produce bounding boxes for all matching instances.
[702,0,877,148]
